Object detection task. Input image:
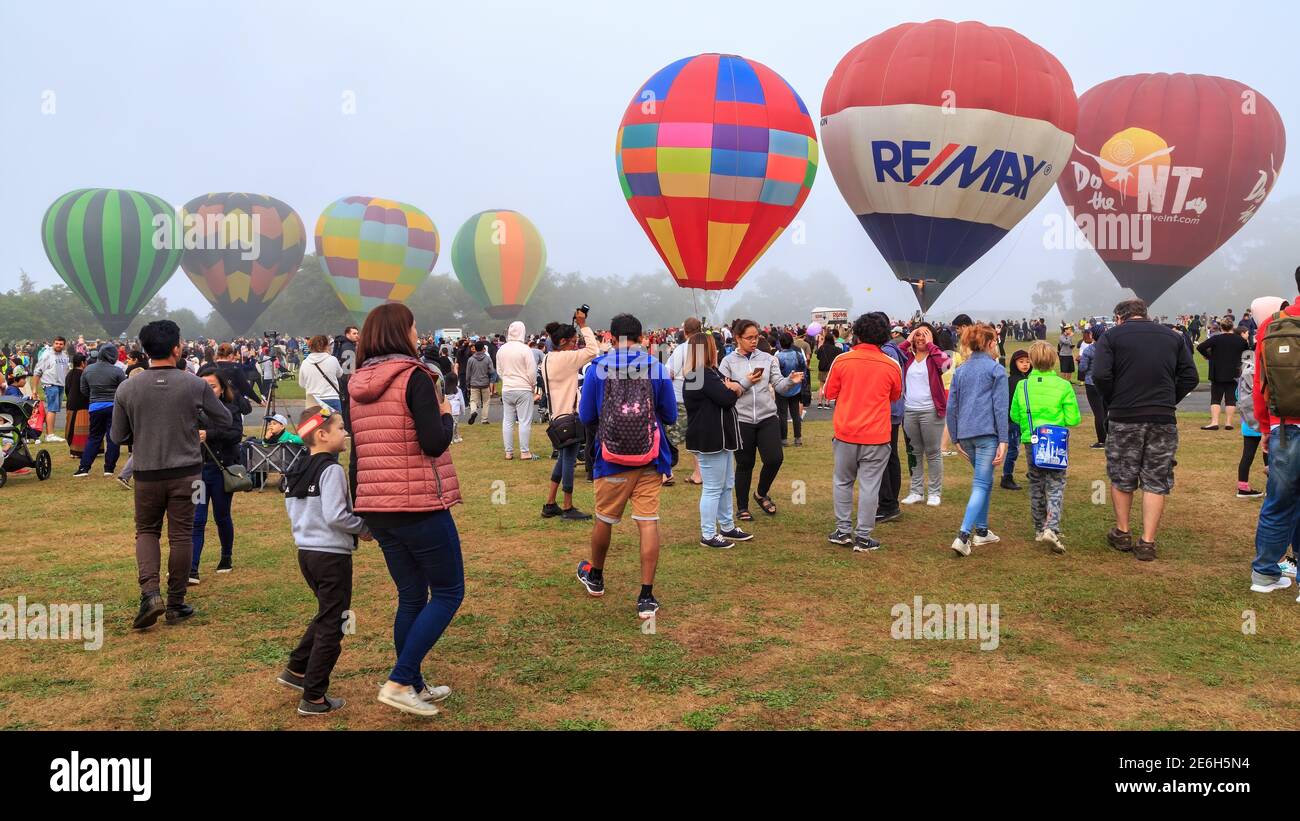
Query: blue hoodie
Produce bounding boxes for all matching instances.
[578,346,677,479]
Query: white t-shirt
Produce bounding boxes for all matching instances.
[904,359,934,411]
[448,392,464,417]
[667,342,690,405]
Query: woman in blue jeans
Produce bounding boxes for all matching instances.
[1001,350,1032,490]
[348,304,464,718]
[191,366,246,582]
[539,312,599,520]
[943,325,1009,556]
[682,333,751,548]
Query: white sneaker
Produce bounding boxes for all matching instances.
[1280,560,1297,579]
[972,529,1000,546]
[1040,529,1065,554]
[377,684,441,716]
[950,535,972,557]
[901,493,924,505]
[419,684,452,703]
[1250,576,1293,593]
[926,495,941,507]
[1033,529,1047,542]
[44,434,65,442]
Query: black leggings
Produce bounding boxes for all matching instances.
[776,394,802,440]
[1240,436,1269,483]
[1085,383,1108,444]
[736,416,784,511]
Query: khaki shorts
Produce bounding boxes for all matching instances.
[594,466,662,525]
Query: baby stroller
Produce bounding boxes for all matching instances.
[0,396,52,488]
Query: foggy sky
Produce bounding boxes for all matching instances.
[2,0,1296,320]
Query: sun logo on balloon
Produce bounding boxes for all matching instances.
[1075,127,1174,198]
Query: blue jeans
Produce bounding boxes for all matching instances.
[192,462,234,573]
[370,511,464,689]
[1251,426,1300,583]
[1003,422,1021,477]
[550,442,580,494]
[695,450,735,538]
[958,435,998,534]
[78,406,120,473]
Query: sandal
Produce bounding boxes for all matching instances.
[754,494,777,515]
[662,476,676,487]
[737,510,754,522]
[684,476,703,485]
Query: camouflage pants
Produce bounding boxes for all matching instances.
[1105,421,1178,494]
[1028,464,1067,533]
[666,403,688,447]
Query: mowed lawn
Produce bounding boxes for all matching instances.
[2,410,1295,731]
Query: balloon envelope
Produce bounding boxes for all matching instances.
[807,322,822,337]
[41,188,182,337]
[450,210,547,320]
[821,20,1077,309]
[180,193,306,335]
[617,53,818,290]
[314,196,439,324]
[1057,74,1286,304]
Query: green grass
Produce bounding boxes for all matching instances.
[0,409,1292,729]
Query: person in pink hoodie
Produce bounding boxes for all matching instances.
[496,320,539,460]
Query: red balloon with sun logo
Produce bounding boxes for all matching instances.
[1057,73,1286,303]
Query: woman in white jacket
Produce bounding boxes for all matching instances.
[298,334,344,412]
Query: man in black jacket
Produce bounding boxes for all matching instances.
[1195,321,1249,430]
[1093,299,1200,561]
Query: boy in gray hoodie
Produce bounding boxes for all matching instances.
[280,405,370,715]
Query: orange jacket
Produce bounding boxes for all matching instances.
[823,344,902,446]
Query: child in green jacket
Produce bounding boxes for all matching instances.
[264,413,304,445]
[1009,342,1081,553]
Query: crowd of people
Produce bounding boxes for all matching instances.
[3,267,1299,720]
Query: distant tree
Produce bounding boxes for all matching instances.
[1031,278,1069,317]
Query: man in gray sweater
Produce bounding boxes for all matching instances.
[112,320,232,629]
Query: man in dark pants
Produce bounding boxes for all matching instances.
[876,332,908,521]
[74,343,126,477]
[113,321,233,629]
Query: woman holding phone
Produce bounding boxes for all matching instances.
[717,319,803,521]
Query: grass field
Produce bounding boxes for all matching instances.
[1,405,1294,731]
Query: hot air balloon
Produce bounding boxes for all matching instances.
[616,53,818,290]
[180,193,306,335]
[450,210,547,320]
[41,188,182,337]
[314,196,439,324]
[820,20,1077,309]
[1057,74,1286,304]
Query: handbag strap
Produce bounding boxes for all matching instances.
[312,360,339,394]
[542,354,578,416]
[1022,379,1035,433]
[201,438,230,473]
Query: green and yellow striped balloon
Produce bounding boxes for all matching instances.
[450,210,546,320]
[42,188,182,336]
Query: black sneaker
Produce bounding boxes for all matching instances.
[561,507,593,521]
[116,475,131,490]
[875,509,901,523]
[165,603,196,624]
[1089,442,1106,449]
[541,502,562,518]
[466,410,478,425]
[297,695,346,716]
[793,438,803,447]
[132,593,166,630]
[719,528,753,542]
[72,468,90,478]
[187,574,200,586]
[827,529,854,546]
[277,669,306,691]
[575,561,604,597]
[637,595,660,620]
[1000,475,1021,490]
[1237,488,1264,498]
[852,536,882,553]
[700,535,733,549]
[216,556,232,573]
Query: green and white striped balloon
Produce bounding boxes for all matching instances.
[41,188,182,336]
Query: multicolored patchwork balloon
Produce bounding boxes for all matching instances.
[617,53,818,290]
[821,20,1077,309]
[180,193,306,335]
[41,188,182,337]
[450,210,547,320]
[314,196,439,324]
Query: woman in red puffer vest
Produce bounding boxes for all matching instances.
[348,304,464,718]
